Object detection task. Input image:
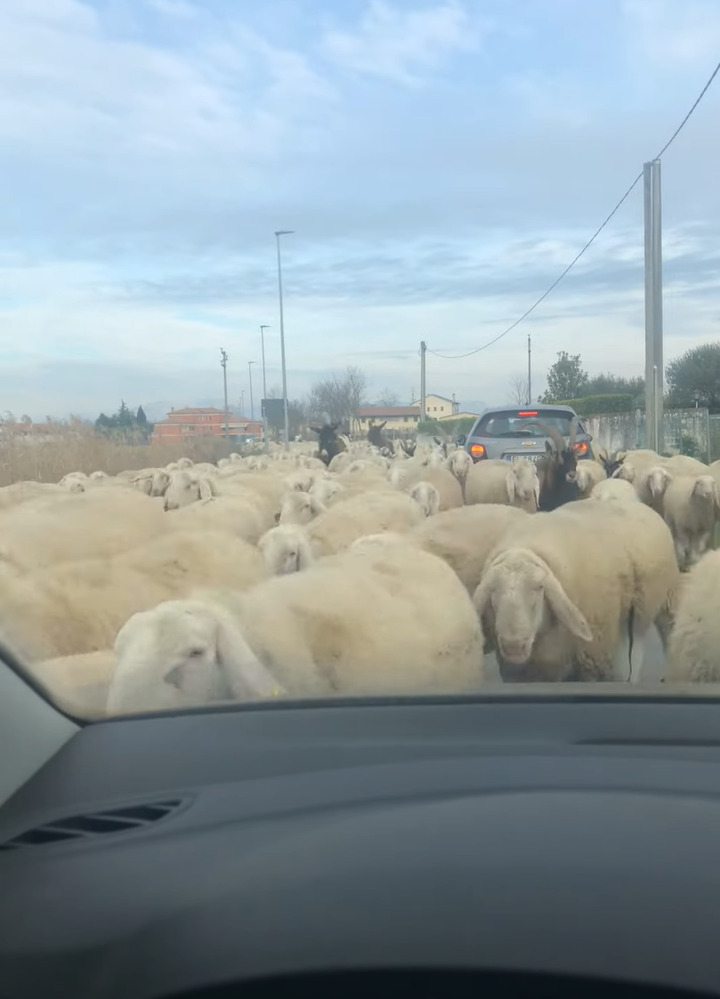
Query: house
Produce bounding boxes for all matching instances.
[410,393,460,419]
[151,407,262,443]
[438,411,479,423]
[352,406,421,435]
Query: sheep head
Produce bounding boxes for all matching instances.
[473,548,592,676]
[109,600,283,712]
[258,524,314,575]
[408,480,440,517]
[277,491,325,526]
[647,465,671,502]
[506,461,540,511]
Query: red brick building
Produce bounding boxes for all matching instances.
[150,408,262,443]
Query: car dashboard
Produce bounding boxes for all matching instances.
[2,694,720,999]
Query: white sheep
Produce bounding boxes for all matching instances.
[393,465,463,512]
[30,649,116,716]
[107,545,485,712]
[571,460,606,498]
[309,477,345,506]
[258,524,315,575]
[666,550,720,683]
[307,490,426,556]
[407,481,440,517]
[473,500,678,683]
[589,478,639,504]
[464,459,539,512]
[661,473,719,570]
[0,529,268,662]
[408,503,531,595]
[163,470,215,510]
[166,495,265,544]
[277,490,325,526]
[107,599,284,713]
[446,448,473,496]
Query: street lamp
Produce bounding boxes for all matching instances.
[248,361,255,422]
[275,230,294,449]
[259,325,270,448]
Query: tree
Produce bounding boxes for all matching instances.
[95,402,152,442]
[508,375,529,405]
[666,343,720,413]
[584,373,644,400]
[136,405,148,427]
[307,366,367,427]
[540,351,588,402]
[375,388,399,407]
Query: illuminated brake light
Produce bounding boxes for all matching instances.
[573,441,588,455]
[469,443,486,461]
[517,410,538,417]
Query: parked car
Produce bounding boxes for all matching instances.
[459,404,593,463]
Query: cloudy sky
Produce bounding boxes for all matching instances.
[1,0,719,420]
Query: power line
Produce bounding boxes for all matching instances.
[428,57,720,361]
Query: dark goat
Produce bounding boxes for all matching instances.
[310,423,346,466]
[367,421,389,449]
[533,421,580,511]
[597,449,625,479]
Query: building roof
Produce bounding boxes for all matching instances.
[355,406,421,417]
[412,393,455,404]
[167,407,225,415]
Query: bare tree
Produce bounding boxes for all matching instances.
[508,375,529,406]
[307,366,367,427]
[375,388,399,407]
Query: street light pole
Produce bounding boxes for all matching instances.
[259,325,269,401]
[220,348,229,437]
[248,361,255,422]
[275,230,294,450]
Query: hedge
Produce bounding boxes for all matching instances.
[417,416,477,437]
[555,394,635,415]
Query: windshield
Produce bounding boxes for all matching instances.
[2,2,720,720]
[474,411,577,439]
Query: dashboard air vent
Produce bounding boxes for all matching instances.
[0,799,184,852]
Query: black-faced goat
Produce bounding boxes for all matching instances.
[367,421,389,449]
[311,423,346,466]
[533,421,580,511]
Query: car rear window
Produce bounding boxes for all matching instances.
[473,409,576,438]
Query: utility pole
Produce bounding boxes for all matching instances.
[248,361,255,422]
[527,334,532,405]
[220,348,229,437]
[260,325,270,448]
[644,159,663,453]
[275,231,294,450]
[420,341,427,423]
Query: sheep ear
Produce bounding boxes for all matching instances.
[533,477,540,510]
[542,571,592,642]
[212,606,284,700]
[199,478,214,501]
[505,471,516,504]
[472,570,496,617]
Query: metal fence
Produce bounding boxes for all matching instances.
[583,408,716,462]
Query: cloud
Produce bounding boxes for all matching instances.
[622,0,720,69]
[322,0,485,85]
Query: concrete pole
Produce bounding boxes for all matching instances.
[644,159,664,453]
[527,334,532,405]
[260,325,269,449]
[248,361,255,422]
[275,231,294,450]
[220,348,229,437]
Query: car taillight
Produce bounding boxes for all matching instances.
[573,441,589,456]
[469,443,486,461]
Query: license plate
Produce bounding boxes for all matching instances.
[504,453,542,462]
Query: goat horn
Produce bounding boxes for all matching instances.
[528,420,566,454]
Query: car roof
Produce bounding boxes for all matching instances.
[477,404,578,417]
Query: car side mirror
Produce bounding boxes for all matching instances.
[455,434,466,446]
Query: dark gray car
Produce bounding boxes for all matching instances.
[461,404,593,464]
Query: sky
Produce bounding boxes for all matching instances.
[1,0,720,420]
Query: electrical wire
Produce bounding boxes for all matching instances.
[428,57,720,361]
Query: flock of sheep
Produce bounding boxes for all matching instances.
[4,424,720,717]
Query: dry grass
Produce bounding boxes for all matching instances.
[0,429,239,486]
